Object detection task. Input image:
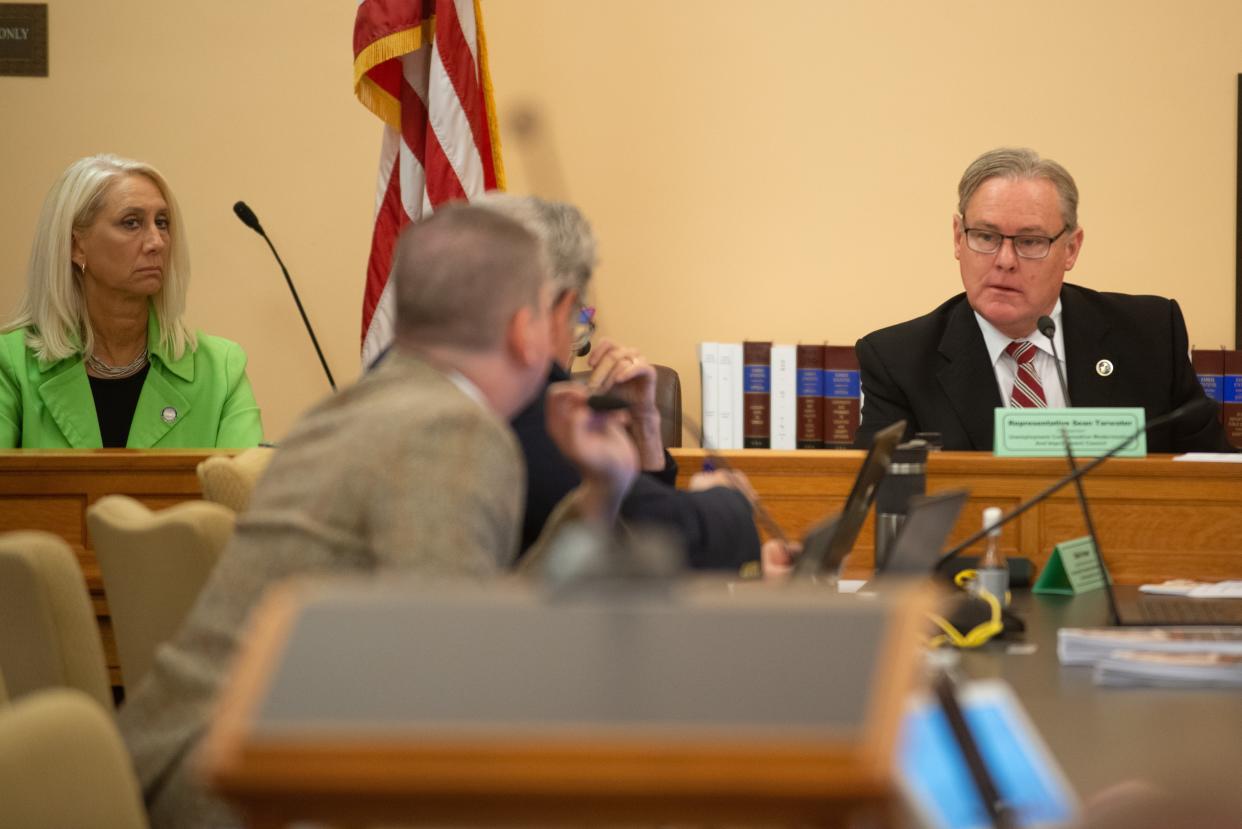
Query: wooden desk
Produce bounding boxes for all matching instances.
[4,448,1239,686]
[962,588,1242,799]
[0,450,218,684]
[200,579,1242,826]
[200,579,934,827]
[671,449,1242,584]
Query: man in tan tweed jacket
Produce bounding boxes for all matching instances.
[117,205,640,828]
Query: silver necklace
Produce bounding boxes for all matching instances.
[86,348,148,379]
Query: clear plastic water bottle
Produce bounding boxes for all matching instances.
[975,506,1009,607]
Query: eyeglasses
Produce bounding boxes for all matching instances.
[571,305,596,355]
[961,224,1069,260]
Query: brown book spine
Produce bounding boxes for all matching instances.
[743,341,772,449]
[823,345,860,447]
[1224,350,1242,449]
[1191,348,1225,403]
[796,344,825,449]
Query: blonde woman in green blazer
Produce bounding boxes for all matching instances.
[0,154,263,448]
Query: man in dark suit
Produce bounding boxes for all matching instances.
[475,193,761,570]
[512,354,759,571]
[854,147,1231,453]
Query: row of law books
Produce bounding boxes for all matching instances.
[1191,348,1242,448]
[697,342,860,450]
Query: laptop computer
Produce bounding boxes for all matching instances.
[792,419,906,578]
[1062,438,1242,626]
[881,489,971,577]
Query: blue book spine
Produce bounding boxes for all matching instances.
[1222,374,1241,404]
[824,369,861,399]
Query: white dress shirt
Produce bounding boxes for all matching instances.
[446,368,489,410]
[973,299,1068,408]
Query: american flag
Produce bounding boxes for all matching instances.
[352,0,505,365]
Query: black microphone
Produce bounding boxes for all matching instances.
[1037,314,1071,407]
[233,201,337,391]
[232,200,264,235]
[1059,429,1122,625]
[934,396,1214,571]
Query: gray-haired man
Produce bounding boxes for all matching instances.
[854,146,1229,453]
[473,193,761,570]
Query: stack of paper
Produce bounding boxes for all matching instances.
[1139,579,1242,598]
[1095,651,1242,689]
[1057,627,1242,667]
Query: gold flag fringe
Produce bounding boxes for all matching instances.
[352,19,435,130]
[474,0,506,190]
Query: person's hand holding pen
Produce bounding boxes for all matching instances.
[581,338,664,472]
[547,383,639,524]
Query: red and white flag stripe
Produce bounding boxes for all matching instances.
[353,0,504,366]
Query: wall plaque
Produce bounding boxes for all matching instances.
[0,4,47,77]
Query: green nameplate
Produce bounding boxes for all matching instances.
[1032,535,1109,595]
[993,407,1146,457]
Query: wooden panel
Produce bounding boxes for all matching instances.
[0,495,85,541]
[671,449,1242,583]
[1042,500,1242,583]
[0,450,220,688]
[0,450,215,585]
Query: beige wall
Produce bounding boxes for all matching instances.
[1,1,1238,441]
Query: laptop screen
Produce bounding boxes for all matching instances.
[883,489,970,576]
[793,419,906,576]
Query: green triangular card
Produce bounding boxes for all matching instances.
[1033,535,1109,595]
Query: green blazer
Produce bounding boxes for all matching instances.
[0,315,264,449]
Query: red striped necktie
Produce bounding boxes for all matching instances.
[1005,340,1047,408]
